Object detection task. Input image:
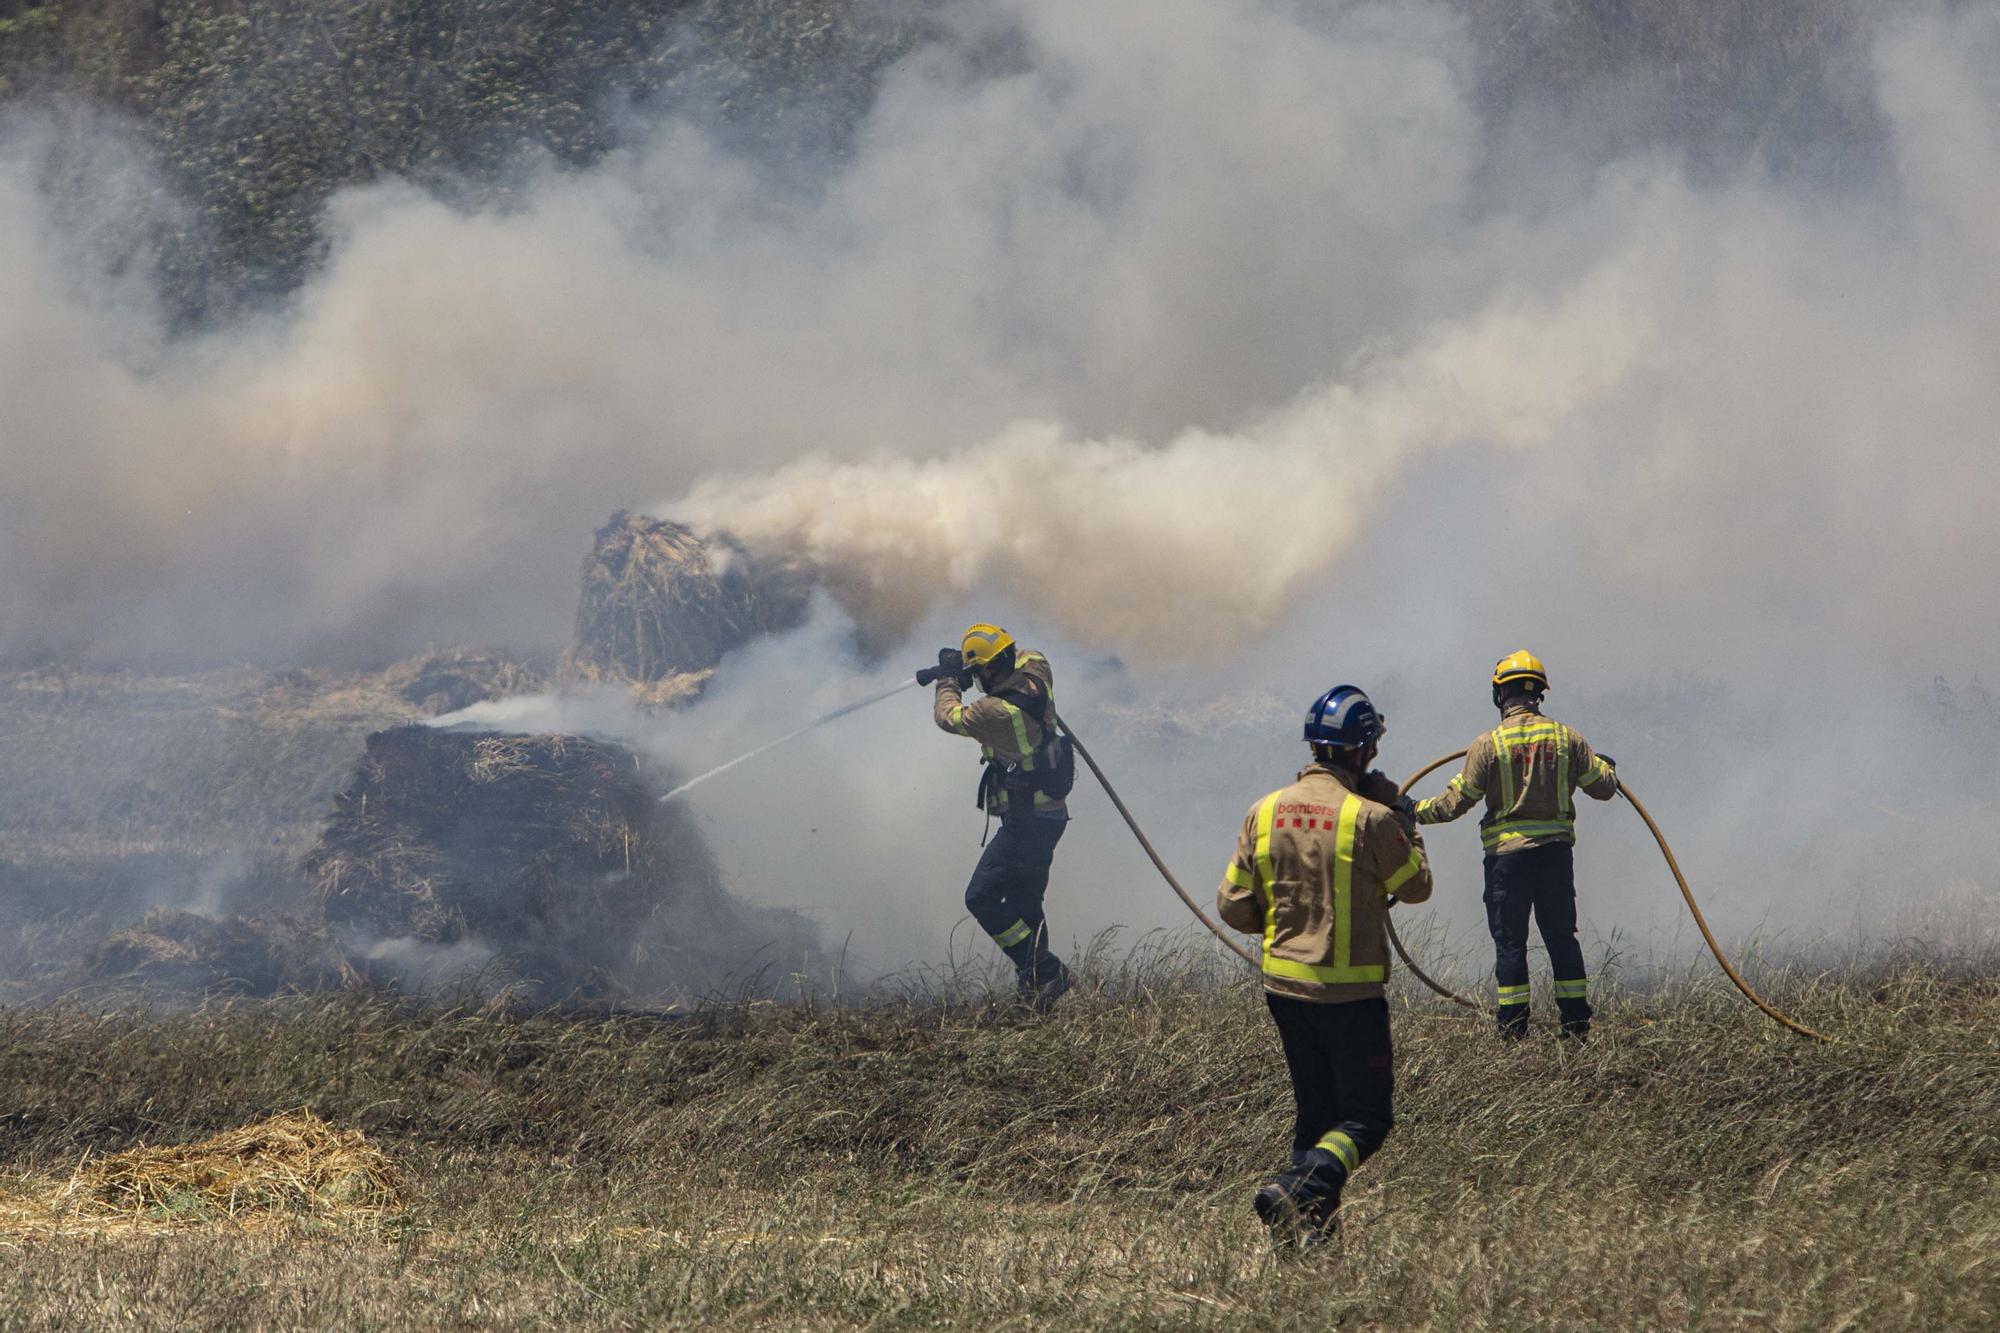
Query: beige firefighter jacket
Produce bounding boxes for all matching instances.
[1217,762,1433,1005]
[934,650,1067,818]
[1414,701,1618,854]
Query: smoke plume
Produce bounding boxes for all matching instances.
[3,1,1997,970]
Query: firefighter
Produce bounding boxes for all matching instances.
[1415,651,1618,1038]
[924,623,1077,1009]
[1218,684,1432,1248]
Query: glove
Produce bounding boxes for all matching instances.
[916,648,966,687]
[1394,792,1420,820]
[1358,769,1402,806]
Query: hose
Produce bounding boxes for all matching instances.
[1395,748,1832,1042]
[1054,713,1260,969]
[1388,752,1482,1010]
[1063,712,1828,1041]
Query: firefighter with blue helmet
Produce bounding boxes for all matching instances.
[924,623,1077,1010]
[1218,684,1433,1248]
[1416,651,1619,1038]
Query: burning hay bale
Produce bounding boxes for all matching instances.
[560,511,812,700]
[0,1111,406,1236]
[304,724,792,997]
[393,648,542,716]
[86,908,350,994]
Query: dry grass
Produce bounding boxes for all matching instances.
[0,1110,405,1240]
[0,947,1990,1328]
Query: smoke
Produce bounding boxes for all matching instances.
[3,1,1998,972]
[667,4,2000,674]
[669,276,1646,656]
[3,2,1994,673]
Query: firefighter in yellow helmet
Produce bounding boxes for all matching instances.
[918,624,1076,1009]
[1218,684,1432,1248]
[1416,652,1619,1038]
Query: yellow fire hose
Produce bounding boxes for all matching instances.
[1394,750,1830,1041]
[1063,713,1830,1041]
[1057,714,1260,968]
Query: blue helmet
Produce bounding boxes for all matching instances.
[1303,685,1385,750]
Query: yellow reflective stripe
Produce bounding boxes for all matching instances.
[947,705,968,731]
[992,920,1032,949]
[1254,794,1279,909]
[1253,791,1385,986]
[1263,955,1387,985]
[1482,819,1574,849]
[1224,862,1255,890]
[999,701,1036,770]
[1556,727,1574,820]
[1333,794,1359,969]
[1552,978,1587,997]
[1448,772,1485,800]
[1384,846,1422,896]
[1585,756,1614,786]
[1497,983,1531,1004]
[1315,1130,1360,1173]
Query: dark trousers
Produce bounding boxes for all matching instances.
[1484,841,1592,1034]
[1265,994,1394,1217]
[964,815,1067,985]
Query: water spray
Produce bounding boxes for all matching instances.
[658,677,921,804]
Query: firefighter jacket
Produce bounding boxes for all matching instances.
[1414,702,1618,855]
[934,650,1067,819]
[1216,762,1433,1005]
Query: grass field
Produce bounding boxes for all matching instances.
[0,951,1992,1330]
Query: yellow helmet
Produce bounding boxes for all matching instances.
[1492,650,1549,693]
[961,623,1016,668]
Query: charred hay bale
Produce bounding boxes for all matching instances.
[87,909,348,995]
[394,648,542,716]
[303,725,781,996]
[559,512,811,693]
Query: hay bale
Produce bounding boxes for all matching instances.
[303,724,778,996]
[32,1111,405,1232]
[394,648,543,716]
[560,511,811,694]
[86,908,349,994]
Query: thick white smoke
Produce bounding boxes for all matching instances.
[3,1,1997,971]
[669,274,1646,657]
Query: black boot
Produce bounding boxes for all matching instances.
[1254,1182,1324,1253]
[1018,958,1072,1013]
[1258,1151,1345,1252]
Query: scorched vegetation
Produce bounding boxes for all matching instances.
[0,950,1992,1330]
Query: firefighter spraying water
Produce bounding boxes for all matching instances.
[917,623,1078,1011]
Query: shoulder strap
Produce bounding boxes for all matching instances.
[993,685,1054,731]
